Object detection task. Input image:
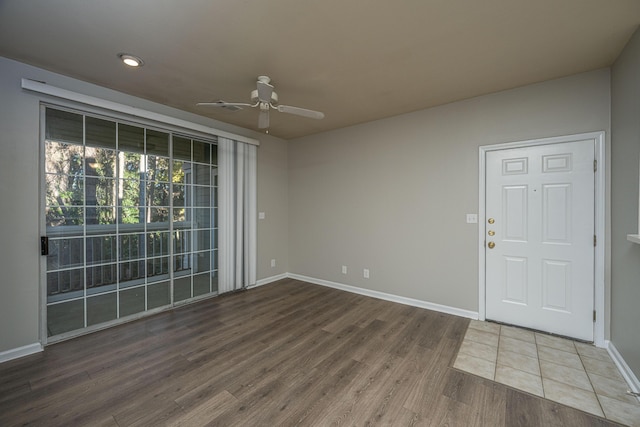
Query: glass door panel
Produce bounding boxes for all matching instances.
[43,106,218,340]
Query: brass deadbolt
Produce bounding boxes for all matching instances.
[488,241,496,249]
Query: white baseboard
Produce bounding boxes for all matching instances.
[606,340,640,400]
[253,273,288,288]
[0,342,43,364]
[288,273,479,320]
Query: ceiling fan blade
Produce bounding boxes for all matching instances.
[257,80,274,103]
[277,104,325,120]
[258,110,270,129]
[197,101,253,107]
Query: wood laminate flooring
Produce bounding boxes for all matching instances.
[0,279,621,426]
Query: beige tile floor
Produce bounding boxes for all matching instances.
[454,320,640,426]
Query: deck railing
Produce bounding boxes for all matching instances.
[45,221,204,301]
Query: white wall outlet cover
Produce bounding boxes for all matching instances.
[342,265,348,274]
[363,269,370,278]
[466,214,478,223]
[258,212,266,219]
[270,259,276,267]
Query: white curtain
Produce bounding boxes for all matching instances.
[218,137,257,293]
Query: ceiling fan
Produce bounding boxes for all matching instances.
[197,76,325,129]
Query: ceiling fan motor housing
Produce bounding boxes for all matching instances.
[251,89,278,105]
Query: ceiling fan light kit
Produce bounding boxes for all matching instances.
[197,75,324,130]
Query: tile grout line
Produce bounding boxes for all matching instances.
[534,333,546,400]
[493,325,501,381]
[576,346,608,419]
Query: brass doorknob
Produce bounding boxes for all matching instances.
[488,241,495,249]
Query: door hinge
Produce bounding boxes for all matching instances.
[594,235,597,247]
[594,159,597,172]
[593,310,597,322]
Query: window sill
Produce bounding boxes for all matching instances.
[627,234,640,244]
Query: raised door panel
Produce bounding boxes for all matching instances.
[542,184,572,244]
[542,259,572,313]
[502,186,528,242]
[503,256,528,305]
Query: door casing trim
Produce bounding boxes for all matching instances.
[478,131,606,347]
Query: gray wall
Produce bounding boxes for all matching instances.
[611,28,640,377]
[0,56,289,353]
[289,69,611,312]
[256,131,289,277]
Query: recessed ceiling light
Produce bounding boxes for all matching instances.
[117,53,144,67]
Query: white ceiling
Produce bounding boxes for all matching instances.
[1,0,639,139]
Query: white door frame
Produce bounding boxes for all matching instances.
[478,131,606,347]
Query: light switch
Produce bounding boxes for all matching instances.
[466,214,478,224]
[258,212,265,220]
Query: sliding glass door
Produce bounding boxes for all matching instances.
[43,106,218,339]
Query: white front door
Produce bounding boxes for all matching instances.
[485,139,595,341]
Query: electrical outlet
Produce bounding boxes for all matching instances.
[270,259,276,268]
[259,212,266,220]
[466,214,478,223]
[342,265,347,274]
[363,268,370,279]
